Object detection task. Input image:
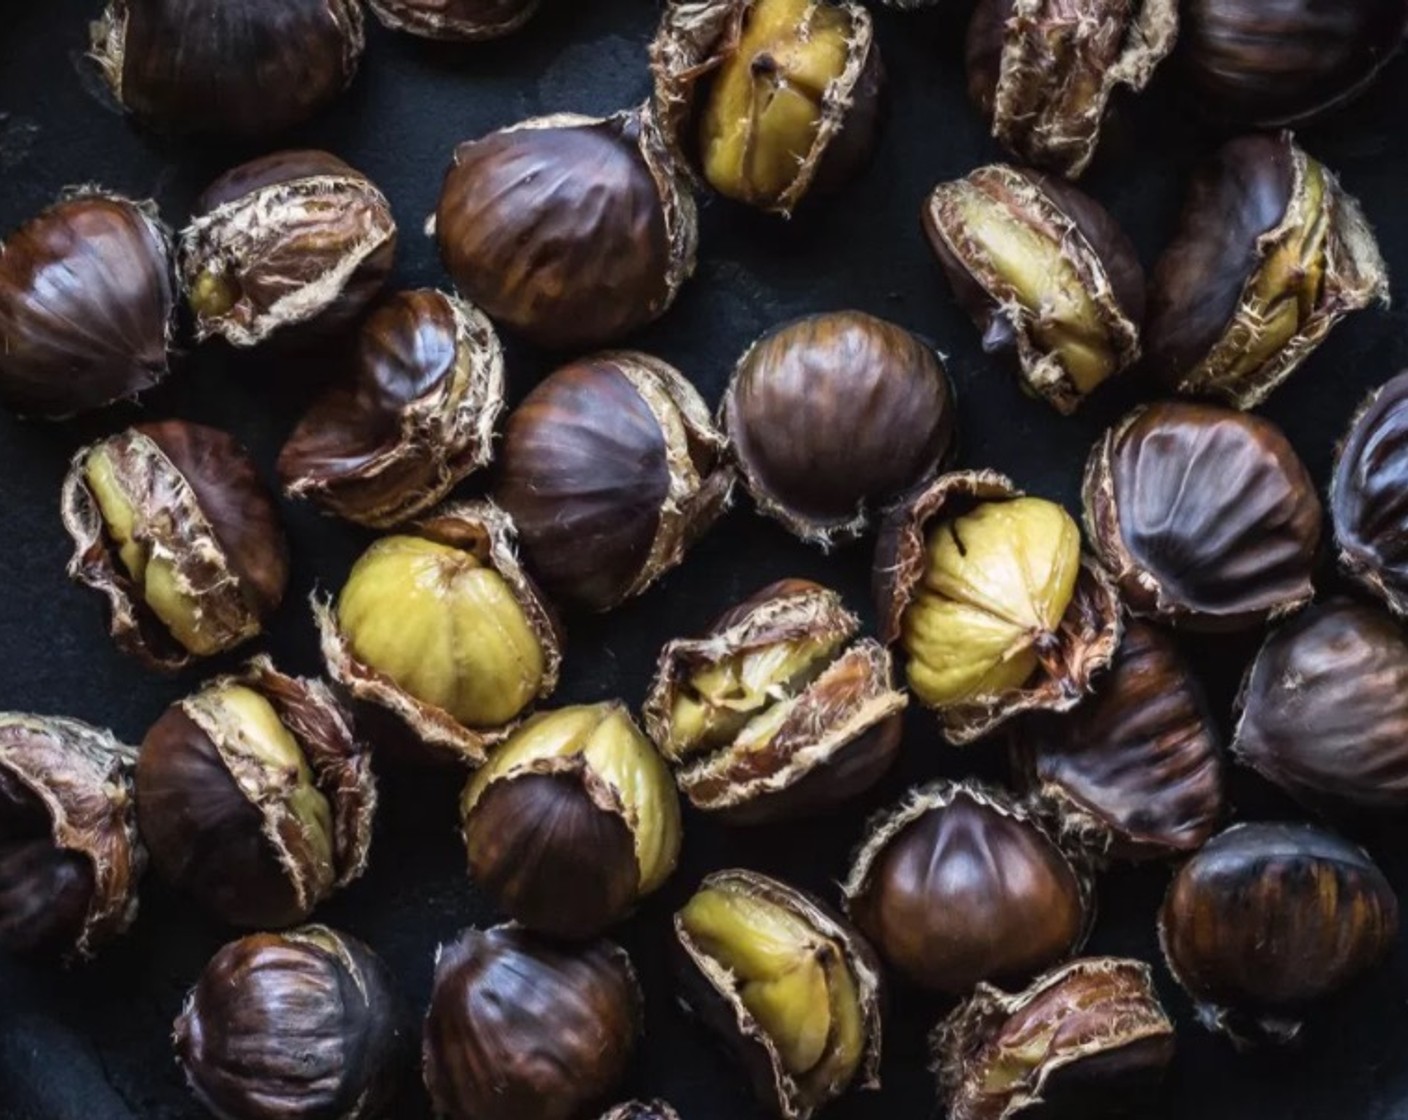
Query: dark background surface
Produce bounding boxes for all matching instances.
[4,1,1408,1117]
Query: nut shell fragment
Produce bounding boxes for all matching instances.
[368,0,540,40]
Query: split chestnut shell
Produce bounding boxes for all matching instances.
[369,0,540,40]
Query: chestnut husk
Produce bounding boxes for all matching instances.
[435,107,696,350]
[279,289,505,528]
[721,311,957,544]
[423,925,642,1120]
[368,0,540,40]
[175,926,408,1120]
[0,191,174,419]
[0,715,141,958]
[1159,821,1399,1044]
[62,420,290,671]
[600,1105,681,1120]
[1083,401,1322,631]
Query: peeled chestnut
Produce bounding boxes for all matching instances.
[175,926,407,1120]
[180,151,397,348]
[137,658,374,928]
[1160,822,1398,1043]
[436,108,695,350]
[600,1105,680,1120]
[721,311,956,543]
[368,0,539,40]
[0,192,174,418]
[933,957,1175,1120]
[495,352,733,612]
[62,420,289,670]
[924,166,1144,413]
[675,870,882,1120]
[643,579,907,823]
[279,290,505,528]
[874,472,1121,744]
[844,781,1090,997]
[0,715,141,958]
[423,925,641,1120]
[1145,133,1388,408]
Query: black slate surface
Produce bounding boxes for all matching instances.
[4,2,1408,1118]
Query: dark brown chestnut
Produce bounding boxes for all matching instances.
[368,0,539,40]
[62,420,290,670]
[600,1105,681,1120]
[1083,402,1322,631]
[423,925,642,1120]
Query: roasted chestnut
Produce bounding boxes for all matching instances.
[435,108,695,350]
[0,192,174,418]
[423,925,641,1120]
[1145,133,1388,408]
[495,352,733,612]
[933,957,1175,1120]
[923,166,1144,413]
[721,311,956,543]
[460,703,681,939]
[1083,402,1322,631]
[318,501,561,766]
[62,420,289,670]
[368,0,539,40]
[0,715,141,958]
[175,926,407,1120]
[90,0,364,140]
[643,579,907,823]
[675,870,882,1120]
[137,658,374,928]
[874,472,1121,744]
[843,781,1090,997]
[279,290,505,528]
[649,0,882,215]
[600,1105,681,1120]
[1159,822,1398,1043]
[1013,620,1225,861]
[180,151,397,348]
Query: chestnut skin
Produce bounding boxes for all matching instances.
[368,0,540,40]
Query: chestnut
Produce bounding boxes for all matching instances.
[1145,133,1388,408]
[62,420,289,670]
[0,715,141,958]
[368,0,539,40]
[649,0,882,215]
[495,352,733,612]
[0,191,174,418]
[721,311,957,544]
[180,151,397,348]
[423,924,641,1120]
[874,472,1122,744]
[1084,402,1322,631]
[643,579,907,824]
[1159,822,1398,1043]
[843,781,1090,997]
[137,657,374,928]
[933,957,1175,1120]
[460,702,681,939]
[279,290,505,528]
[923,166,1144,413]
[675,870,882,1120]
[175,926,407,1120]
[435,108,695,350]
[600,1106,680,1120]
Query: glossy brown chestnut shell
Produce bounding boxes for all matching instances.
[0,715,141,958]
[435,108,696,350]
[721,311,956,543]
[599,1105,681,1120]
[0,192,174,418]
[175,926,408,1120]
[1083,402,1322,631]
[423,925,642,1120]
[368,0,540,40]
[1159,822,1399,1044]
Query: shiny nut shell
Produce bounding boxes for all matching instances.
[369,0,540,40]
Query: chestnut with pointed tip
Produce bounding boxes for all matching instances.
[368,0,539,40]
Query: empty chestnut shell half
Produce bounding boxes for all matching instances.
[844,781,1091,997]
[1084,402,1322,631]
[1160,822,1398,1044]
[137,657,375,928]
[1145,132,1388,408]
[423,925,642,1120]
[923,165,1144,413]
[175,926,408,1120]
[368,0,539,40]
[600,1105,681,1120]
[721,311,956,544]
[62,420,289,671]
[0,191,174,419]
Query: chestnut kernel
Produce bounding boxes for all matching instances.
[600,1105,681,1120]
[368,0,539,40]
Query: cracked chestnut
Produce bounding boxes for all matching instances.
[368,0,539,39]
